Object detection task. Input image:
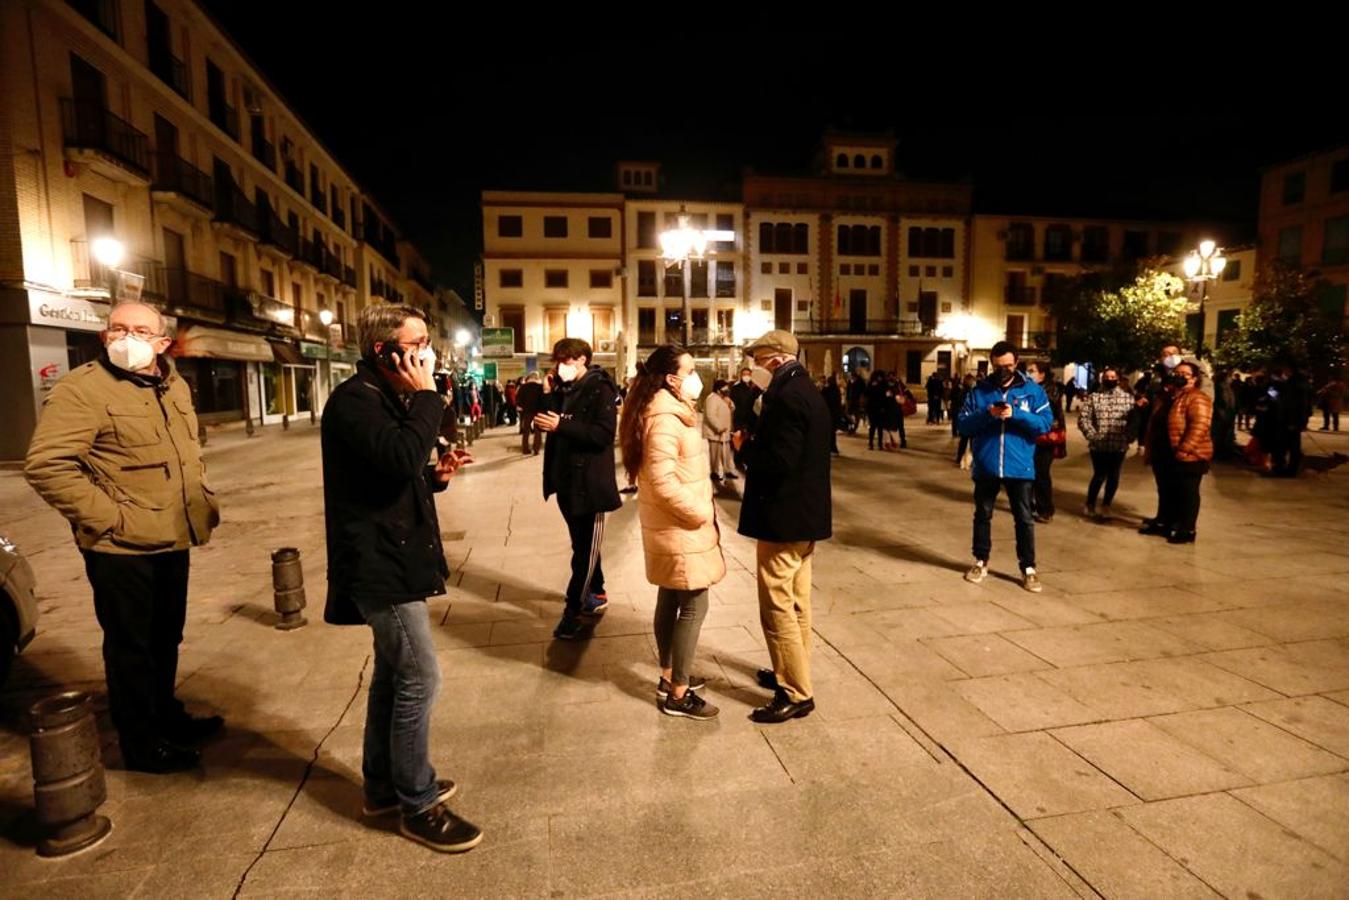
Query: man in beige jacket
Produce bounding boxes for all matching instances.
[25,301,221,773]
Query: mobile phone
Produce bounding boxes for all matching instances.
[376,342,402,370]
[993,401,1009,410]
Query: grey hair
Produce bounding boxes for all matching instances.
[109,301,166,334]
[358,303,426,361]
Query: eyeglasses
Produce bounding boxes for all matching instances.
[396,339,431,351]
[107,325,163,340]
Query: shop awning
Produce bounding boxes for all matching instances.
[270,341,306,365]
[173,326,275,363]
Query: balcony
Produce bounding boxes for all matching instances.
[251,134,276,172]
[60,99,150,183]
[686,328,736,346]
[332,206,346,230]
[158,265,226,315]
[310,187,328,216]
[149,47,191,101]
[212,182,260,239]
[797,319,935,337]
[151,153,213,215]
[411,269,434,292]
[342,265,356,288]
[70,240,166,302]
[318,246,343,282]
[69,0,118,39]
[209,101,239,141]
[1005,285,1038,306]
[294,238,323,271]
[284,160,304,195]
[258,207,299,258]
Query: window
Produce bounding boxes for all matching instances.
[1082,226,1109,262]
[775,223,793,254]
[793,223,808,254]
[942,266,954,278]
[1278,226,1303,264]
[909,265,920,277]
[716,261,736,297]
[691,260,709,297]
[500,307,525,352]
[545,307,567,348]
[716,213,735,250]
[1122,230,1149,260]
[499,269,523,288]
[292,282,302,305]
[1282,171,1306,205]
[1216,309,1240,346]
[638,307,657,344]
[638,211,657,248]
[868,264,880,276]
[836,153,849,168]
[941,228,955,259]
[1005,314,1026,347]
[260,269,275,298]
[1323,216,1349,265]
[853,154,865,168]
[638,260,657,296]
[871,155,883,169]
[589,269,613,289]
[543,216,567,238]
[1221,259,1242,281]
[622,170,632,186]
[588,216,612,239]
[839,264,851,275]
[796,262,808,275]
[760,261,772,274]
[1044,224,1073,261]
[715,308,734,340]
[498,215,522,237]
[908,227,923,257]
[591,307,614,343]
[1006,222,1034,261]
[1158,231,1184,257]
[1332,158,1349,194]
[643,171,653,186]
[664,265,683,297]
[759,221,774,253]
[837,224,851,255]
[545,269,568,288]
[778,262,790,274]
[925,266,937,277]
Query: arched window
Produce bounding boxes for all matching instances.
[836,153,849,168]
[853,154,866,169]
[871,155,883,169]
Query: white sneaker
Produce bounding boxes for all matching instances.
[964,561,988,584]
[1022,568,1043,593]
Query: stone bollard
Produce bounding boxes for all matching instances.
[29,692,112,858]
[245,416,256,438]
[282,413,290,432]
[270,547,308,630]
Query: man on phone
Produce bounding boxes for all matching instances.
[321,303,481,853]
[956,341,1053,592]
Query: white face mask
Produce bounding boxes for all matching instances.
[1163,354,1182,370]
[740,374,751,384]
[680,372,703,401]
[750,365,773,391]
[557,362,580,383]
[418,346,436,370]
[107,334,157,373]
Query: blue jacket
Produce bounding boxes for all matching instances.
[957,373,1054,480]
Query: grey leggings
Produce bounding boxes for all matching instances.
[653,587,709,688]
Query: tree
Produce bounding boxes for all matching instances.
[1046,267,1188,373]
[1213,261,1345,375]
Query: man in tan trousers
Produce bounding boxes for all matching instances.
[731,331,833,723]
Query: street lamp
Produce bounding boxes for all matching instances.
[318,308,334,400]
[658,207,734,346]
[91,237,124,298]
[1182,240,1226,356]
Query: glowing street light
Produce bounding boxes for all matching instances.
[1182,240,1226,357]
[658,207,735,346]
[91,236,124,268]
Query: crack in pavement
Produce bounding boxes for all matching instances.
[230,654,370,898]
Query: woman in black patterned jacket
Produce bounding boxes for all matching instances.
[1077,366,1136,519]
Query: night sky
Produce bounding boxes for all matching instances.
[200,6,1348,308]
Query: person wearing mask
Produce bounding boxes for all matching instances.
[1262,363,1314,477]
[702,378,734,483]
[1027,360,1065,523]
[1140,361,1212,543]
[515,373,544,455]
[533,339,622,640]
[1134,344,1184,453]
[845,371,866,434]
[732,331,832,724]
[619,345,726,720]
[865,371,889,451]
[925,371,946,424]
[1076,366,1134,519]
[957,341,1053,592]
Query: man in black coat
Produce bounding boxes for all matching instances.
[732,330,832,724]
[321,304,481,854]
[515,372,544,455]
[532,338,622,640]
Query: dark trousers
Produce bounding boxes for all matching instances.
[520,416,542,454]
[561,506,606,616]
[83,549,190,752]
[972,478,1036,572]
[1268,429,1304,475]
[1323,409,1340,431]
[868,417,883,448]
[955,435,970,464]
[1087,450,1126,507]
[1032,444,1056,518]
[1154,462,1204,533]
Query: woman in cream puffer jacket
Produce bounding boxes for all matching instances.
[618,345,726,720]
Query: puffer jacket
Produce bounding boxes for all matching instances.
[637,390,726,590]
[1166,386,1214,463]
[25,355,220,555]
[701,392,733,441]
[956,372,1054,480]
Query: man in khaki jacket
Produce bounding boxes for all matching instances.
[25,301,221,773]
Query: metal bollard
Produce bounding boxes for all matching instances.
[270,547,308,630]
[245,417,256,438]
[29,692,112,858]
[282,413,290,431]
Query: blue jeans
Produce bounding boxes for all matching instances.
[972,478,1036,572]
[354,597,441,815]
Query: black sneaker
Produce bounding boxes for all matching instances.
[553,615,587,641]
[363,779,458,817]
[160,714,224,746]
[121,739,200,774]
[656,675,706,698]
[399,802,483,853]
[661,689,720,721]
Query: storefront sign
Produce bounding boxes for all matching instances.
[300,341,328,360]
[28,293,110,332]
[115,270,144,303]
[482,327,514,358]
[483,361,497,381]
[38,361,63,392]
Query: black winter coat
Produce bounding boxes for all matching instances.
[321,360,450,626]
[541,365,621,515]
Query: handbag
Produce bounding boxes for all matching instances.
[900,394,918,418]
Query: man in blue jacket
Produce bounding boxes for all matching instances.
[957,341,1054,592]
